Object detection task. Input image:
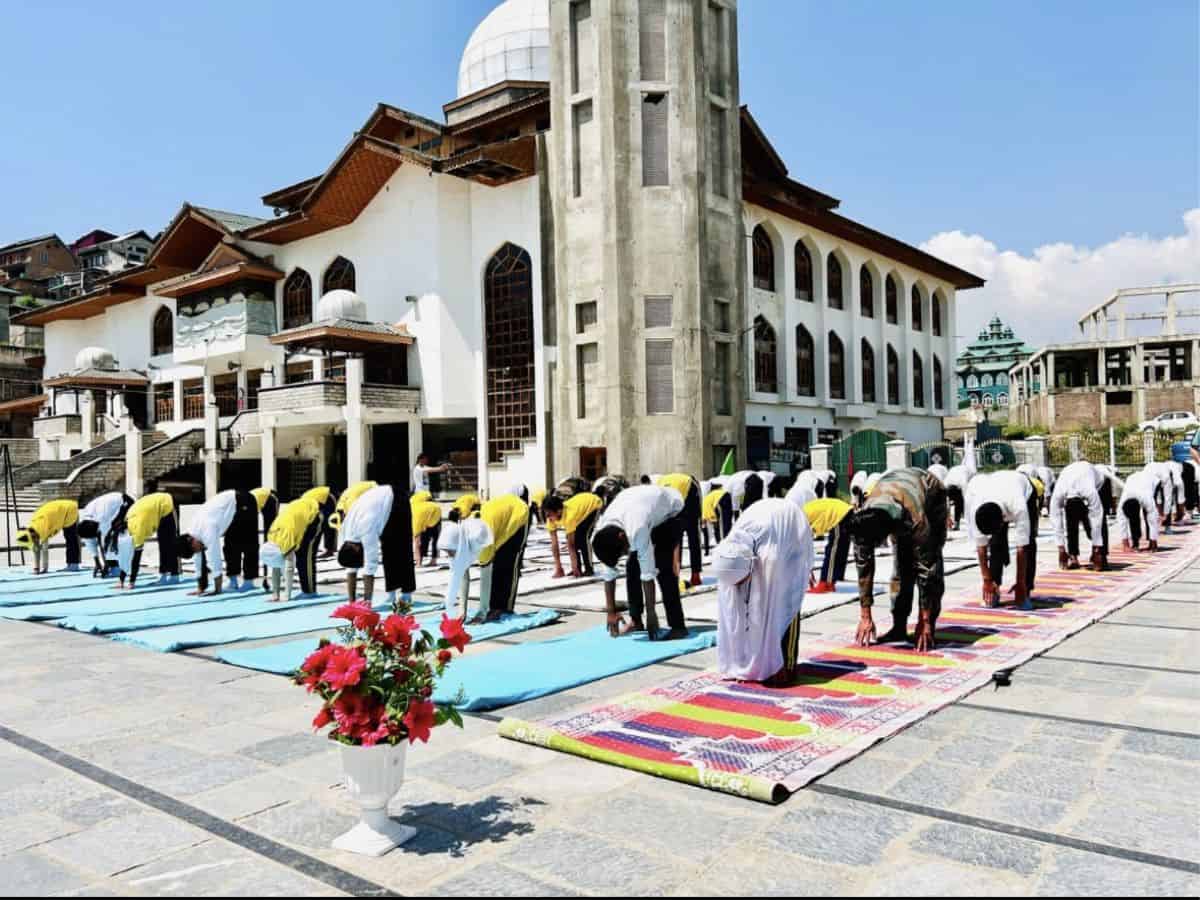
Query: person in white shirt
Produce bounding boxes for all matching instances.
[927,463,950,486]
[848,470,870,509]
[179,490,259,596]
[966,470,1039,609]
[1143,461,1181,530]
[337,483,416,606]
[410,452,450,496]
[790,470,825,501]
[1035,465,1056,514]
[1167,461,1188,521]
[758,470,780,498]
[590,485,688,641]
[786,477,818,511]
[712,499,815,686]
[1051,461,1108,570]
[76,491,132,577]
[944,464,973,530]
[721,470,766,515]
[1117,471,1160,553]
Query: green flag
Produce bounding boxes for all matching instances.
[719,449,736,476]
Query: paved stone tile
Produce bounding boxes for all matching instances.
[239,800,357,850]
[1035,848,1200,897]
[189,771,307,822]
[938,733,1018,766]
[427,861,580,897]
[58,793,140,828]
[817,753,906,793]
[498,827,681,895]
[116,838,338,897]
[40,811,208,876]
[502,691,600,722]
[886,762,979,806]
[71,740,213,779]
[410,750,521,792]
[988,756,1095,803]
[141,754,267,797]
[763,796,915,865]
[1119,729,1200,762]
[0,811,79,855]
[858,857,1033,896]
[956,789,1069,831]
[0,753,62,794]
[399,792,549,847]
[1070,801,1200,861]
[910,821,1044,875]
[678,848,847,896]
[0,849,90,896]
[1031,718,1113,742]
[1010,733,1105,764]
[237,733,331,767]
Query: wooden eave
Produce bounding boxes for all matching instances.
[43,372,148,390]
[739,107,840,211]
[145,204,231,271]
[0,393,46,414]
[154,260,284,298]
[442,80,548,116]
[9,283,148,325]
[444,91,550,137]
[268,323,414,354]
[442,135,537,184]
[262,175,321,212]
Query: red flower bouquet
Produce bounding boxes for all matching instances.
[296,599,468,746]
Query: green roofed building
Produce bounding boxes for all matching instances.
[956,316,1037,411]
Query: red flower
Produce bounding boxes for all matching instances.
[440,616,472,653]
[323,647,367,691]
[312,707,333,730]
[332,690,379,735]
[377,614,417,649]
[437,649,452,665]
[332,601,380,633]
[404,700,437,744]
[301,643,337,676]
[361,719,395,747]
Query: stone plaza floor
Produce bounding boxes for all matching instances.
[0,548,1196,896]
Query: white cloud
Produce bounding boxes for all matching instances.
[922,209,1200,349]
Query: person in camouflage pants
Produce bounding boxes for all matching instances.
[848,467,948,653]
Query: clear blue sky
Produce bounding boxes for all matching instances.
[3,0,1196,256]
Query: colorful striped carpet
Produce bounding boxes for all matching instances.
[500,524,1200,803]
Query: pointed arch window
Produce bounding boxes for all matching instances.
[913,351,926,408]
[754,315,778,393]
[933,355,944,409]
[932,293,943,336]
[886,274,899,324]
[794,241,813,301]
[752,226,775,292]
[860,266,874,318]
[283,269,313,330]
[484,242,536,462]
[912,285,923,331]
[887,344,900,405]
[829,331,846,400]
[151,306,173,356]
[322,256,356,294]
[796,324,815,396]
[827,253,843,309]
[861,339,876,403]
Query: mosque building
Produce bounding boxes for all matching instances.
[955,316,1037,411]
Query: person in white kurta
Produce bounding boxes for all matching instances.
[179,489,240,596]
[1117,471,1161,552]
[927,464,949,486]
[1144,461,1181,529]
[786,478,818,511]
[1051,461,1108,569]
[965,470,1038,609]
[721,470,766,513]
[944,464,973,530]
[712,498,814,686]
[849,470,870,508]
[791,470,824,500]
[77,491,131,576]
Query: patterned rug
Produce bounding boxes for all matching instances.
[500,524,1200,803]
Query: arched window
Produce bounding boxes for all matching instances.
[796,324,815,396]
[932,293,943,336]
[981,373,994,388]
[322,256,356,294]
[887,344,900,405]
[829,331,846,400]
[983,393,994,408]
[794,241,813,301]
[151,306,173,356]
[859,266,874,318]
[861,339,876,403]
[913,351,925,408]
[752,226,775,292]
[827,253,843,309]
[885,274,898,324]
[998,393,1009,407]
[283,269,313,330]
[997,372,1009,386]
[967,374,979,389]
[484,243,536,462]
[754,315,778,393]
[911,285,923,331]
[934,355,944,409]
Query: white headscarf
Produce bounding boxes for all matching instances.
[259,541,285,571]
[442,518,496,617]
[786,480,818,510]
[711,537,755,586]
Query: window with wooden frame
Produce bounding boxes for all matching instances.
[886,274,898,324]
[213,373,238,417]
[580,446,607,481]
[365,347,408,385]
[829,331,846,400]
[322,256,356,294]
[285,361,314,384]
[795,242,813,301]
[753,315,778,393]
[933,355,944,409]
[246,369,263,410]
[645,339,674,414]
[913,351,925,408]
[181,378,204,420]
[283,269,313,330]
[887,344,900,405]
[484,243,536,461]
[911,285,923,331]
[153,382,174,423]
[861,339,876,403]
[932,294,943,336]
[827,253,844,309]
[860,266,874,318]
[752,226,775,292]
[796,324,815,397]
[642,93,670,186]
[151,306,173,356]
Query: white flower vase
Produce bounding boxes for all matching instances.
[333,743,416,857]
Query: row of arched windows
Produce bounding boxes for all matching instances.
[283,256,357,330]
[961,372,1010,390]
[753,315,944,409]
[752,225,944,336]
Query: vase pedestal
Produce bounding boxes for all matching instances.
[334,743,414,857]
[332,807,416,857]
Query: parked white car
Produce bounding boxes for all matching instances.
[1139,411,1200,433]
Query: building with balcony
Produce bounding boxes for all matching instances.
[955,316,1037,412]
[0,234,78,299]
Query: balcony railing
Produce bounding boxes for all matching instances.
[33,414,81,438]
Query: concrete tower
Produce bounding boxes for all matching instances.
[547,0,745,481]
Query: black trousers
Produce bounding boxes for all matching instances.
[1067,501,1109,558]
[985,492,1039,592]
[261,493,279,537]
[419,521,441,562]
[625,516,686,631]
[224,490,259,583]
[102,494,135,561]
[63,523,81,566]
[380,485,416,595]
[487,519,530,614]
[319,495,337,554]
[569,510,599,575]
[1182,463,1198,511]
[947,487,965,529]
[294,517,321,595]
[130,511,180,584]
[681,480,702,577]
[704,492,734,553]
[819,523,851,583]
[742,473,764,513]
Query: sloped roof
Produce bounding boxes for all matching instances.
[0,234,61,254]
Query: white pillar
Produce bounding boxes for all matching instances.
[408,419,422,491]
[124,427,142,499]
[260,425,277,490]
[885,439,911,470]
[203,376,219,499]
[80,391,94,447]
[173,380,184,424]
[810,443,831,473]
[344,358,367,486]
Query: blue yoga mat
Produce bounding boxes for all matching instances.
[0,576,198,610]
[0,571,109,595]
[0,567,91,583]
[0,581,206,622]
[114,597,440,653]
[58,588,338,634]
[215,609,563,674]
[432,625,718,711]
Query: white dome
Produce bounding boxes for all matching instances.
[76,346,116,371]
[317,289,367,322]
[457,0,550,98]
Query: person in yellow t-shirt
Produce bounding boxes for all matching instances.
[300,485,338,558]
[113,493,181,589]
[328,481,377,531]
[411,496,444,566]
[439,493,531,623]
[17,499,81,574]
[542,491,604,577]
[259,497,324,602]
[701,482,732,552]
[447,493,482,523]
[658,473,703,586]
[803,497,853,594]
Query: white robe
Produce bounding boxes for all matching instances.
[715,499,814,682]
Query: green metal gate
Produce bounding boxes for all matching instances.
[912,441,954,470]
[830,429,889,498]
[977,439,1017,470]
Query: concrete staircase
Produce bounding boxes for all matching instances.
[33,429,205,505]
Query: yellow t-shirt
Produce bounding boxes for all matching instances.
[559,492,603,536]
[336,481,378,517]
[658,473,694,501]
[268,497,321,554]
[125,493,174,548]
[251,487,275,511]
[411,490,433,504]
[804,498,852,538]
[29,499,79,542]
[478,494,531,566]
[301,486,332,508]
[452,494,482,520]
[411,499,443,535]
[530,487,547,506]
[701,488,727,523]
